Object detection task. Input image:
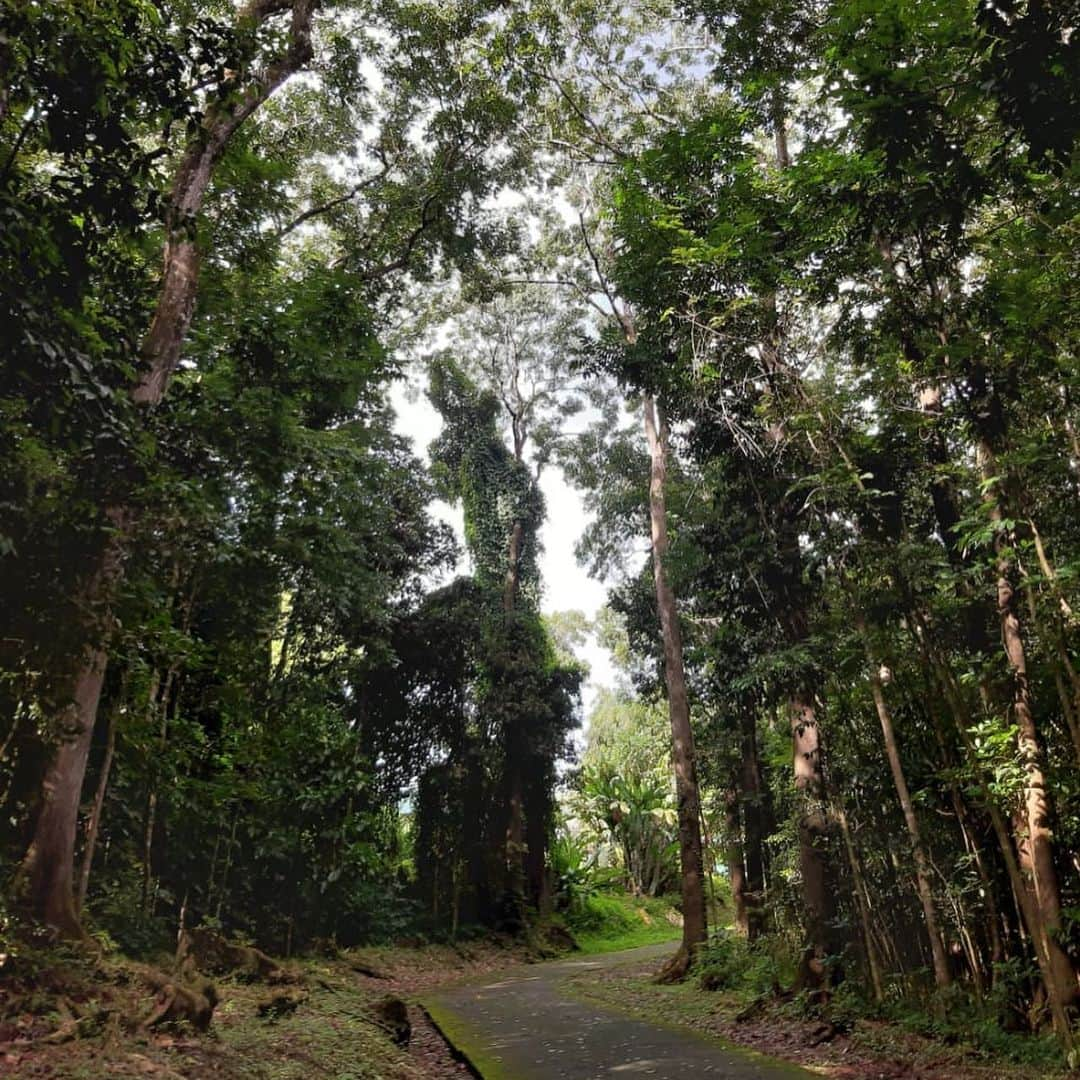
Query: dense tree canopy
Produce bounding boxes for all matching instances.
[3,0,1080,1070]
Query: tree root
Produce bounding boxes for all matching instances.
[0,997,105,1047]
[176,928,285,983]
[653,946,692,984]
[257,988,308,1019]
[806,1020,840,1047]
[134,966,218,1032]
[734,981,793,1023]
[347,960,392,980]
[369,996,411,1046]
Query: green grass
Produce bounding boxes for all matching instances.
[565,890,683,955]
[422,997,513,1080]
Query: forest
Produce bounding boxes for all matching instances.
[1,1,1079,1078]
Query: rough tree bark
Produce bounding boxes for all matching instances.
[18,0,319,937]
[644,395,708,982]
[19,528,127,936]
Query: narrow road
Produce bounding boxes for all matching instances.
[423,943,813,1079]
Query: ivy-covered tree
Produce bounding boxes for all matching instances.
[424,347,581,927]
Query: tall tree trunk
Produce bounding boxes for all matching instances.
[500,512,527,924]
[833,799,885,1004]
[724,781,749,936]
[644,395,708,982]
[76,679,121,915]
[911,610,1076,1045]
[976,437,1078,1020]
[525,784,551,915]
[769,105,840,988]
[856,615,951,988]
[18,523,123,938]
[17,0,318,937]
[789,691,835,991]
[738,708,767,940]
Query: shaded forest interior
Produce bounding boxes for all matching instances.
[2,0,1080,1075]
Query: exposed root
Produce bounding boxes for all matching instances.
[369,995,411,1046]
[176,928,286,983]
[733,983,793,1024]
[348,960,392,980]
[652,945,692,984]
[257,988,308,1019]
[134,966,218,1032]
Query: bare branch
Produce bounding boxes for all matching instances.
[273,168,389,240]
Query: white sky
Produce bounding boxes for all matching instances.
[388,374,618,716]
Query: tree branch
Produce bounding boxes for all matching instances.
[273,169,388,240]
[353,191,442,283]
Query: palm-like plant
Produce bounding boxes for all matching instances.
[578,764,679,897]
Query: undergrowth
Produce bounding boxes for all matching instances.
[564,888,682,954]
[692,929,1068,1072]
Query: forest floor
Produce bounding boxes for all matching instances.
[3,920,1068,1079]
[0,933,555,1079]
[563,948,1070,1080]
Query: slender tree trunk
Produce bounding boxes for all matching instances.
[76,683,121,914]
[724,781,749,936]
[738,708,767,940]
[928,703,1006,972]
[911,610,1075,1045]
[789,691,835,990]
[215,812,239,922]
[833,800,885,1004]
[1019,559,1080,767]
[768,106,840,989]
[644,395,708,981]
[142,669,172,915]
[976,438,1078,1020]
[500,516,527,922]
[17,0,318,937]
[856,615,951,988]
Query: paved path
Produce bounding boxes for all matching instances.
[423,943,813,1079]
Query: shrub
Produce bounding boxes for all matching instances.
[566,892,639,936]
[695,930,796,997]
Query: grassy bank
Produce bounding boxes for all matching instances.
[563,889,683,954]
[561,938,1069,1080]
